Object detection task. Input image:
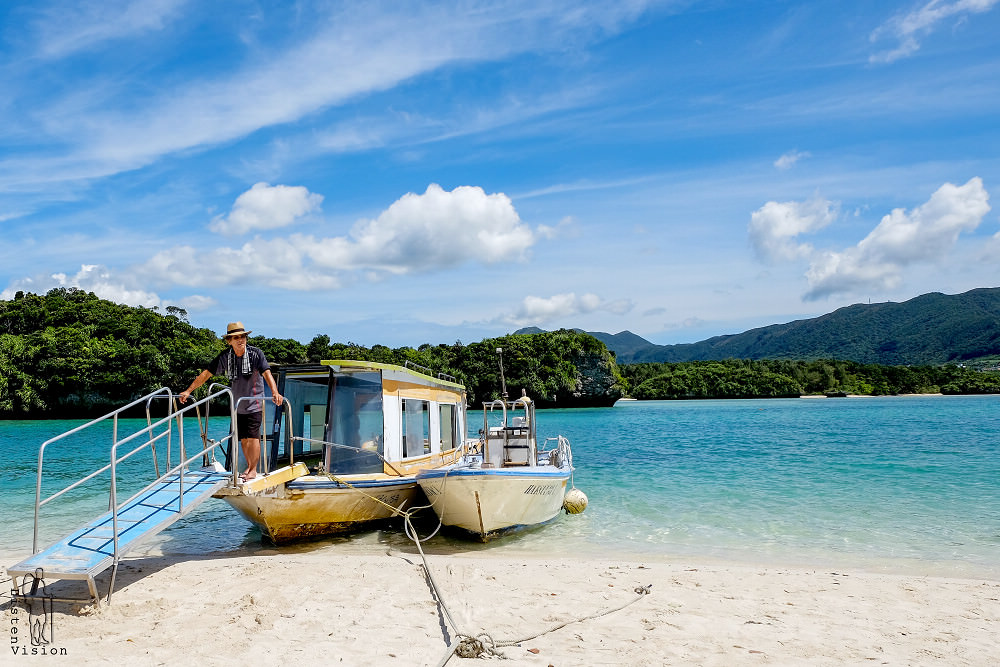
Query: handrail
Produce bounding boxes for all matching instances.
[481,396,539,466]
[143,394,165,478]
[107,429,232,597]
[541,435,574,471]
[30,386,233,553]
[32,387,169,552]
[510,395,535,443]
[481,400,507,466]
[108,387,234,562]
[483,399,508,429]
[404,360,434,376]
[207,381,238,480]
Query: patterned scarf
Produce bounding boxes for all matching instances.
[223,346,257,380]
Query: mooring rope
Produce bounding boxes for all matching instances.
[315,470,413,517]
[316,448,647,664]
[399,501,652,665]
[493,584,653,648]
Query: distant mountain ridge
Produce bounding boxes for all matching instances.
[517,288,1000,366]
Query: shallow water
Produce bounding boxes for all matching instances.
[3,395,999,578]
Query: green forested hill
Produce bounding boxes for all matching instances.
[0,289,623,417]
[0,289,225,417]
[616,288,1000,365]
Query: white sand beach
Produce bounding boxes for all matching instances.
[4,544,999,666]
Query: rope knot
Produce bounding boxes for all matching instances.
[454,636,485,658]
[453,633,505,660]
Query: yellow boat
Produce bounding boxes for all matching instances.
[216,360,468,544]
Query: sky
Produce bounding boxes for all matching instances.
[2,0,999,348]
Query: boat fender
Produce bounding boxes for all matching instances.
[562,487,588,514]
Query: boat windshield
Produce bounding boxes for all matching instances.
[325,371,385,474]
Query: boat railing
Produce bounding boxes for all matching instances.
[404,360,434,377]
[482,397,538,466]
[231,394,294,477]
[483,399,508,432]
[509,395,535,441]
[31,385,236,554]
[540,435,573,469]
[482,400,507,465]
[402,360,460,384]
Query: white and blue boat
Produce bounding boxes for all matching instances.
[416,391,584,541]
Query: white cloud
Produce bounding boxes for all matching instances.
[535,216,577,240]
[210,182,323,236]
[299,184,534,273]
[140,237,340,291]
[33,0,189,60]
[172,294,217,312]
[6,183,539,310]
[869,0,999,64]
[136,183,537,288]
[805,177,990,299]
[748,196,838,263]
[502,292,634,326]
[774,150,810,170]
[2,263,162,308]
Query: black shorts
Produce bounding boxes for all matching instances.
[237,411,263,440]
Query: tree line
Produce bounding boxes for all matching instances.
[619,358,1000,399]
[2,289,998,418]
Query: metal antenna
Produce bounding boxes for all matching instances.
[496,347,508,400]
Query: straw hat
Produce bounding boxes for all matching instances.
[223,321,252,339]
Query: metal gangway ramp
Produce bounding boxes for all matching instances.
[8,387,238,607]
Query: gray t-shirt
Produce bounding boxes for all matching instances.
[207,345,271,414]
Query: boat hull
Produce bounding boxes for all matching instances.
[417,466,570,541]
[221,476,419,544]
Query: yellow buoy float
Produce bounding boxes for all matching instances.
[562,487,588,514]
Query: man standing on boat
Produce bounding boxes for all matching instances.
[178,322,283,482]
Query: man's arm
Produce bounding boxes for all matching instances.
[179,369,214,403]
[263,369,283,406]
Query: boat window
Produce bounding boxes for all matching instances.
[440,403,456,451]
[279,376,330,458]
[302,404,327,453]
[326,371,384,474]
[402,399,430,457]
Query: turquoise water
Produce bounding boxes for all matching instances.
[3,396,999,578]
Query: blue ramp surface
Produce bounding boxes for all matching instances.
[8,467,230,580]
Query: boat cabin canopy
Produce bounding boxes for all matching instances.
[268,360,467,474]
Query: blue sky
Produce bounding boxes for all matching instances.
[2,1,998,347]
